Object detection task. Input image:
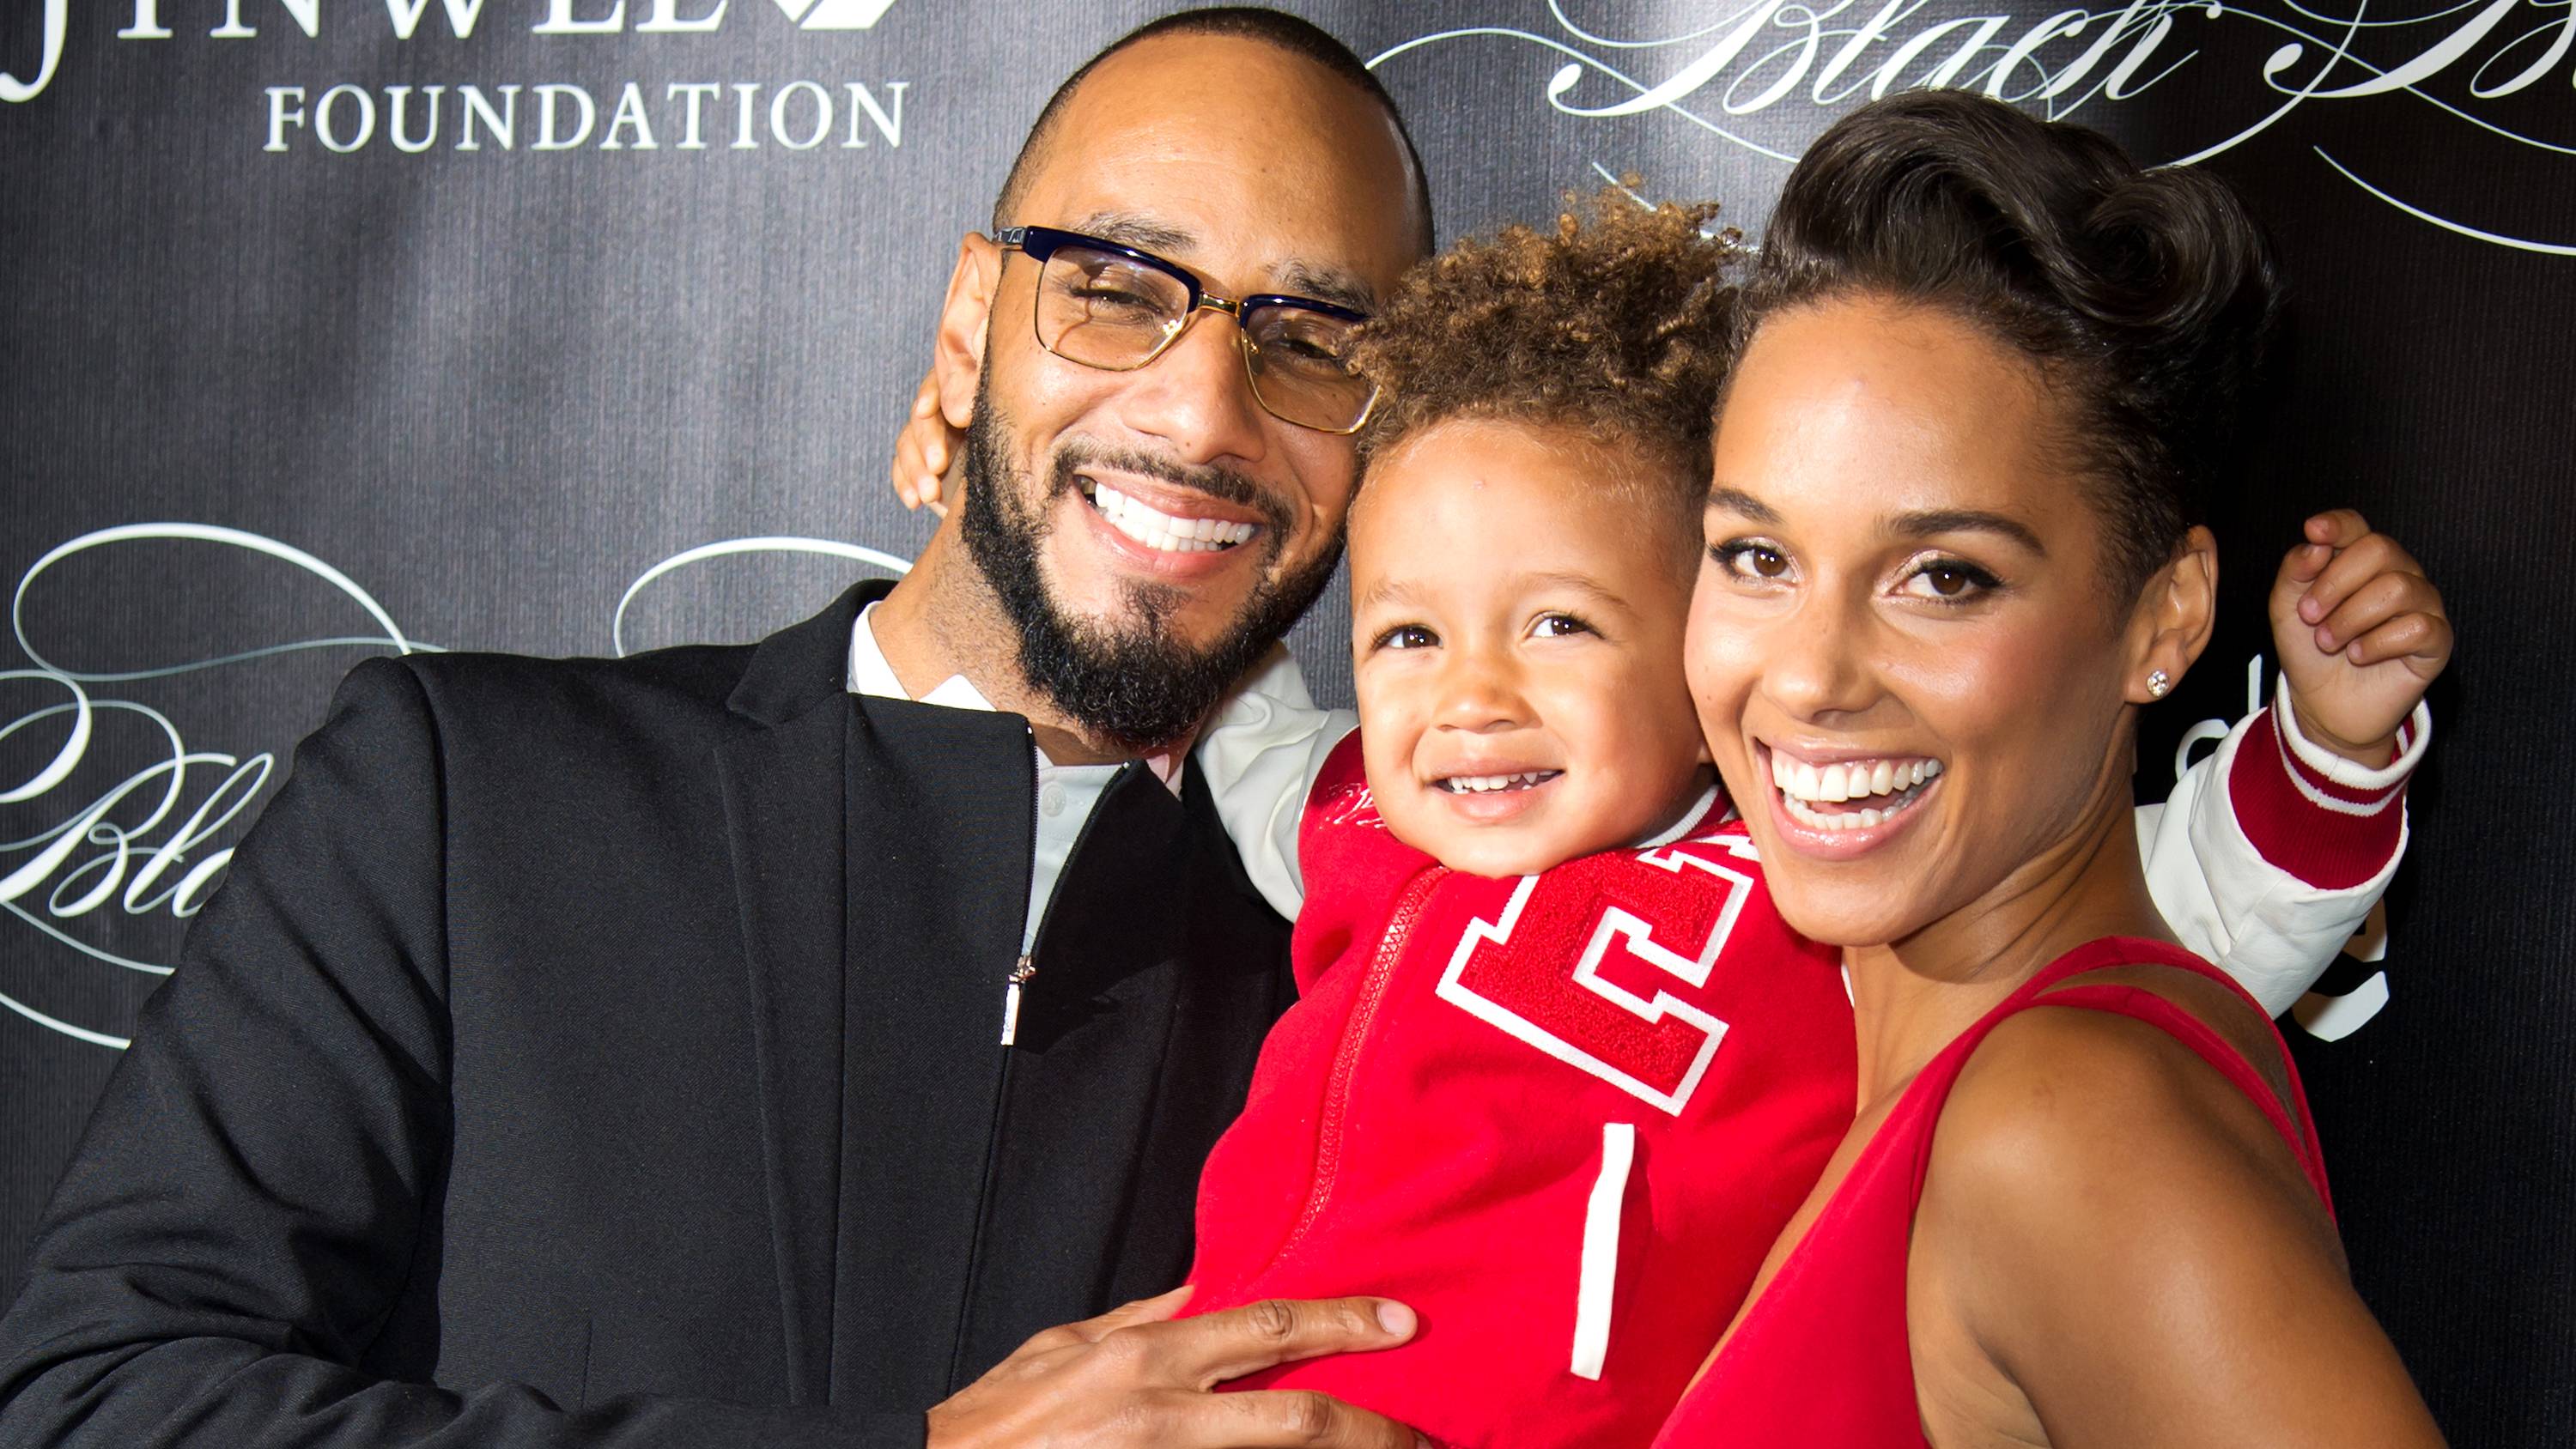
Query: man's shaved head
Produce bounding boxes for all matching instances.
[992,6,1434,257]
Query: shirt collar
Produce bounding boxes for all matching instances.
[847,600,993,711]
[848,602,1186,791]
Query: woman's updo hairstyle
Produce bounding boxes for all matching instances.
[1737,90,2281,598]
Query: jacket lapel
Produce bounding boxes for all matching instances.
[714,582,884,1407]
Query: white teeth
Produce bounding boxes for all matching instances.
[1083,480,1257,554]
[1780,793,1898,832]
[1440,771,1554,794]
[1771,752,1943,829]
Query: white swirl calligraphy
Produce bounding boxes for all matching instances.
[2,524,429,1048]
[3,526,915,1050]
[1376,0,2576,254]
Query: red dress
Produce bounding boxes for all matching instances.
[1185,734,1855,1448]
[1652,936,2334,1448]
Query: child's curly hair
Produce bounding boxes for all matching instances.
[1347,188,1744,506]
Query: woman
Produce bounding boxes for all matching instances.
[1659,91,2449,1446]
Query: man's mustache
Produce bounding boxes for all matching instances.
[1048,443,1296,542]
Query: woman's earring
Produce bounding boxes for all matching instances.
[2146,670,2171,699]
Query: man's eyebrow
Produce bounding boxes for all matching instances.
[1893,508,2047,555]
[1272,261,1376,314]
[1064,215,1374,312]
[1071,211,1196,257]
[1704,486,1781,524]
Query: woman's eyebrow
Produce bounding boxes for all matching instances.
[1704,486,1779,524]
[1892,508,2047,555]
[1706,489,2047,557]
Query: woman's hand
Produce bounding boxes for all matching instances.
[2268,510,2451,767]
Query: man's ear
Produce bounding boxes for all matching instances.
[2125,524,2219,705]
[933,233,1002,430]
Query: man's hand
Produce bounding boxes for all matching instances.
[892,368,962,518]
[2268,510,2452,767]
[926,1286,1426,1449]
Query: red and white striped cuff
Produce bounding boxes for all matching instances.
[2226,682,2430,891]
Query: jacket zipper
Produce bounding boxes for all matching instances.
[999,956,1037,1046]
[998,742,1135,1047]
[953,743,1152,1386]
[945,728,1047,1390]
[999,730,1046,1046]
[1274,864,1445,1260]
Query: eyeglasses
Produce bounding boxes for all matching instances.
[996,225,1380,435]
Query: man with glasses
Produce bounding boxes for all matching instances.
[0,9,1436,1448]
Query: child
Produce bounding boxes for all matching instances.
[1171,194,2433,1447]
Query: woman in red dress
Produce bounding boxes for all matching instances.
[1662,91,2450,1447]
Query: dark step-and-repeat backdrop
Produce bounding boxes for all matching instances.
[3,0,2569,1439]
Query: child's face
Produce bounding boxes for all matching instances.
[1347,418,1712,878]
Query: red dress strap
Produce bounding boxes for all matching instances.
[2017,979,2333,1219]
[1652,936,2334,1449]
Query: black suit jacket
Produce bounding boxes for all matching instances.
[0,583,1295,1447]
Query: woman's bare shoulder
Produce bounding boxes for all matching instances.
[1926,976,2322,1244]
[1903,976,2437,1449]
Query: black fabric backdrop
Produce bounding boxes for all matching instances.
[2,0,2568,1440]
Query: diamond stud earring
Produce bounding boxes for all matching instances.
[2146,670,2171,699]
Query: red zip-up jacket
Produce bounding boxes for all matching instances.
[1185,734,1853,1448]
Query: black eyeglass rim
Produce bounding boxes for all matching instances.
[996,225,1373,325]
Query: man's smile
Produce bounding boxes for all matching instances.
[1077,474,1262,555]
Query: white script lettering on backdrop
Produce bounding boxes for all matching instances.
[1373,0,2576,254]
[0,526,905,1049]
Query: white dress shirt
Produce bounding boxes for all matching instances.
[848,603,1179,955]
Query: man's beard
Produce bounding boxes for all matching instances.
[956,388,1341,755]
